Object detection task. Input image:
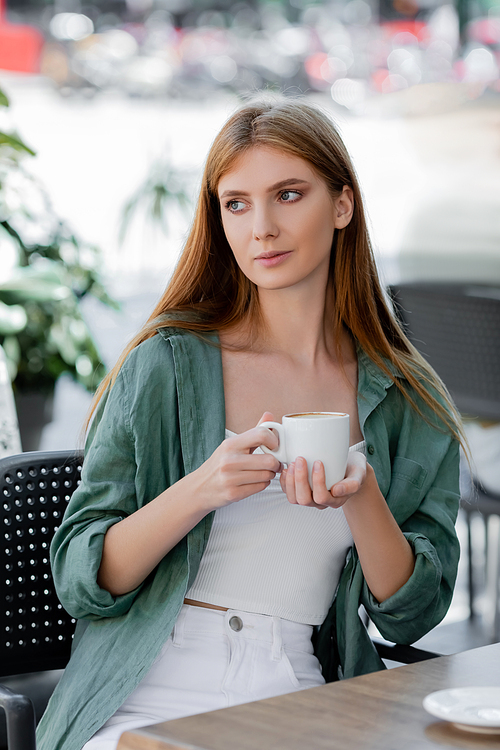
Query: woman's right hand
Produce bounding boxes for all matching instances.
[190,412,282,512]
[98,413,280,596]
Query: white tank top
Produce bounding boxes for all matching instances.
[186,432,364,625]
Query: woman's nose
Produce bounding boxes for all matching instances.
[252,207,279,241]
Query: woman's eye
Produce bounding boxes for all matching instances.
[280,190,301,203]
[226,200,246,213]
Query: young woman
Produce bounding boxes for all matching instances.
[37,97,462,750]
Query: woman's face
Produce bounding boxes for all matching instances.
[217,146,353,294]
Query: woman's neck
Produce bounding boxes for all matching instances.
[223,282,350,367]
[260,288,332,363]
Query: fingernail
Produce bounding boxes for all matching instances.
[289,463,295,476]
[334,485,345,496]
[313,461,321,473]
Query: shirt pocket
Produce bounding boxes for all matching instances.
[386,456,428,524]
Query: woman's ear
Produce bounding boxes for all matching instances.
[333,186,354,229]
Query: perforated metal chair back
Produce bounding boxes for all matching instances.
[0,451,83,677]
[389,283,500,420]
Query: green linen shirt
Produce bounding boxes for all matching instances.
[37,328,460,750]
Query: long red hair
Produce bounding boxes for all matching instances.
[87,96,463,445]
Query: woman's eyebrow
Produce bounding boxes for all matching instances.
[268,178,309,191]
[219,178,310,199]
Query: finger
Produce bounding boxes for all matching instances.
[331,477,362,497]
[257,412,275,425]
[220,461,278,484]
[229,424,279,455]
[255,425,280,453]
[219,465,279,490]
[330,452,367,498]
[279,465,287,493]
[254,412,279,455]
[293,457,315,506]
[310,461,331,509]
[346,450,367,475]
[240,470,278,485]
[226,452,280,473]
[285,462,298,504]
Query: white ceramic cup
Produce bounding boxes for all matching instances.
[260,412,350,491]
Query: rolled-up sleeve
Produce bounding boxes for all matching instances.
[50,365,142,620]
[361,438,460,643]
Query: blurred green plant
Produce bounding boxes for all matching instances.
[0,87,118,396]
[119,154,193,245]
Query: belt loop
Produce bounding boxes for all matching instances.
[271,617,282,661]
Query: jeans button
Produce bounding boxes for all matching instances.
[229,615,243,632]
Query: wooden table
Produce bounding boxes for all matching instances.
[117,643,500,750]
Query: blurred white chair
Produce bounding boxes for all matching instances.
[0,346,22,459]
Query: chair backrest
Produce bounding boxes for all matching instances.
[0,451,83,677]
[389,283,500,421]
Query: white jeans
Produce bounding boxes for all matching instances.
[82,604,325,750]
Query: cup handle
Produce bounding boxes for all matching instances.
[259,422,287,463]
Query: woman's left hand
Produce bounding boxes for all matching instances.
[280,450,416,602]
[279,451,368,510]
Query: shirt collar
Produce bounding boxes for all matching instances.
[356,344,402,430]
[156,327,401,435]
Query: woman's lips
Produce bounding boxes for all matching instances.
[255,251,292,267]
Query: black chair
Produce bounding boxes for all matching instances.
[0,449,439,750]
[0,451,82,750]
[389,282,500,634]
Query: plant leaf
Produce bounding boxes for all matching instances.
[0,131,36,156]
[0,89,9,108]
[0,301,28,334]
[0,267,72,304]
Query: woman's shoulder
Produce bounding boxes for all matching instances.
[120,328,221,387]
[358,343,447,402]
[120,332,176,381]
[122,327,206,369]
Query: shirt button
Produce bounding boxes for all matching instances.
[368,445,375,455]
[229,616,243,632]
